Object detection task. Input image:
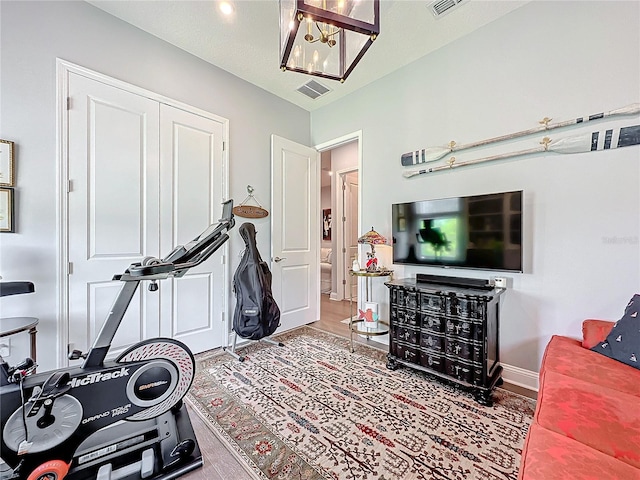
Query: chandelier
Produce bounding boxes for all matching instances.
[279,0,380,82]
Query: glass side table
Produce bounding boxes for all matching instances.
[348,269,393,352]
[0,317,39,363]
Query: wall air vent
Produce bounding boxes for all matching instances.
[296,80,331,100]
[428,0,469,18]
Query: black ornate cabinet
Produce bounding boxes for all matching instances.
[385,277,504,405]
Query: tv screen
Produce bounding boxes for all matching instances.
[392,190,522,272]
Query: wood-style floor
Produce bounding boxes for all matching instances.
[182,293,535,479]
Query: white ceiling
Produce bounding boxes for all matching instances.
[87,0,531,112]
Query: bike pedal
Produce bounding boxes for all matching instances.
[96,448,155,480]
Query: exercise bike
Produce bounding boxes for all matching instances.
[0,200,235,480]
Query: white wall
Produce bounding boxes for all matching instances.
[0,1,310,369]
[311,0,640,374]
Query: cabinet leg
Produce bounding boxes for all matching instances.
[386,354,398,370]
[474,389,493,407]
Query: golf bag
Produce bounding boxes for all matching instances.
[232,222,280,340]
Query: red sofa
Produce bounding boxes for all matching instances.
[518,319,640,480]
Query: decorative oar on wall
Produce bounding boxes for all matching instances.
[403,124,640,178]
[401,104,640,166]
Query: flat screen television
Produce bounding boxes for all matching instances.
[392,190,523,272]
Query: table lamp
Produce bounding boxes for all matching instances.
[358,227,387,272]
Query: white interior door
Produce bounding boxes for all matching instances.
[159,104,227,352]
[67,73,161,360]
[66,70,228,362]
[271,135,320,331]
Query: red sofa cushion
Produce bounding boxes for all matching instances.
[536,370,640,469]
[518,423,640,480]
[582,319,614,348]
[540,335,640,397]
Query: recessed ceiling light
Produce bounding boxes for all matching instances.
[219,2,234,16]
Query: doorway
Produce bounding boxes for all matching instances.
[340,169,359,302]
[316,135,360,329]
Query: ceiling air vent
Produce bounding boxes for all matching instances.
[296,80,331,100]
[428,0,469,18]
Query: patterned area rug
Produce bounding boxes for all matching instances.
[187,327,535,480]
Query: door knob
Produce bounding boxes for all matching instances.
[274,256,286,262]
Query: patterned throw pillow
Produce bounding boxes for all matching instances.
[592,294,640,369]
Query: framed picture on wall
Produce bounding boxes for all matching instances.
[0,187,15,233]
[0,139,15,187]
[322,208,331,240]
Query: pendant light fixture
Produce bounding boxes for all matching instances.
[279,0,380,82]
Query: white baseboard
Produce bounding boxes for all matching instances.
[501,363,539,392]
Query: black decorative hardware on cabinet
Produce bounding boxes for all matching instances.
[386,276,504,406]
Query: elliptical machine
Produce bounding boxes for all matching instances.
[0,200,235,480]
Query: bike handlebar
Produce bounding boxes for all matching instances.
[117,200,235,281]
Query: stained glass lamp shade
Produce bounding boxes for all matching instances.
[358,227,387,271]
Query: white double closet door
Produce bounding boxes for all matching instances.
[65,71,227,363]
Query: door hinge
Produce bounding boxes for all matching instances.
[342,247,346,253]
[68,262,73,275]
[222,141,226,151]
[342,279,346,285]
[68,179,73,193]
[342,183,346,191]
[67,97,71,110]
[221,312,225,323]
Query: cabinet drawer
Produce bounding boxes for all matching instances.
[396,341,420,365]
[444,356,475,384]
[420,349,444,372]
[389,335,398,356]
[420,331,444,352]
[421,313,444,332]
[393,287,418,309]
[445,318,484,342]
[405,291,418,309]
[394,307,419,327]
[420,293,446,313]
[396,325,419,344]
[472,364,485,386]
[447,296,486,319]
[390,323,399,339]
[445,338,483,363]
